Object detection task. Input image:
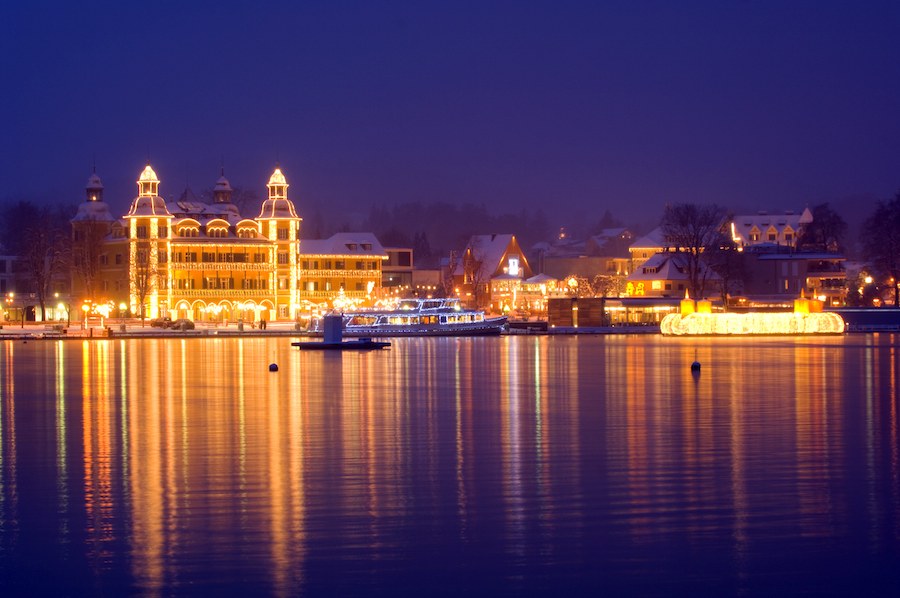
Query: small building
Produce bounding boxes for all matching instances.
[626,251,721,299]
[451,234,533,311]
[739,245,847,306]
[299,232,388,307]
[382,247,414,292]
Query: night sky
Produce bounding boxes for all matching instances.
[2,1,898,226]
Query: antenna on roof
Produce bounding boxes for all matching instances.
[220,155,225,177]
[91,154,96,174]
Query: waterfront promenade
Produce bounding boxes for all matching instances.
[0,319,662,340]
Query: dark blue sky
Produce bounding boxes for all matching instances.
[2,1,898,226]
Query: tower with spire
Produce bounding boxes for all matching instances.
[124,164,172,319]
[257,167,302,319]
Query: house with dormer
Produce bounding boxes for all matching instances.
[299,232,388,305]
[626,251,721,298]
[450,234,534,311]
[730,209,813,248]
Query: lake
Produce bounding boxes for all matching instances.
[0,334,898,596]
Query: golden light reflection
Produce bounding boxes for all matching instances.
[1,334,898,592]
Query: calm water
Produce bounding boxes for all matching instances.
[0,334,898,596]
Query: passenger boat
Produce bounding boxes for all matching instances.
[328,298,507,337]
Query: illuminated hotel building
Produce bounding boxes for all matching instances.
[71,165,386,322]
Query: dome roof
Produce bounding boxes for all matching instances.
[72,200,114,222]
[127,195,172,217]
[268,168,287,186]
[214,175,233,192]
[138,165,159,183]
[86,173,103,190]
[258,197,299,219]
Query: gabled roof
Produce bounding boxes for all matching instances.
[300,232,387,257]
[731,209,812,244]
[468,234,514,268]
[628,252,721,282]
[629,227,668,251]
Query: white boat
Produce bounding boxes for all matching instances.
[329,298,507,337]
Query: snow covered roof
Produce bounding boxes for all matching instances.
[628,252,720,283]
[138,165,159,183]
[629,227,668,250]
[86,173,103,190]
[72,200,114,222]
[258,197,299,219]
[126,194,171,217]
[214,175,233,192]
[299,232,387,257]
[731,209,812,246]
[268,168,287,186]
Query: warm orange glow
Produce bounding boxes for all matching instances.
[660,311,845,335]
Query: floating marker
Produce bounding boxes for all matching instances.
[269,363,278,372]
[691,361,701,372]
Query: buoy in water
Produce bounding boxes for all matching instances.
[690,361,701,372]
[269,363,278,372]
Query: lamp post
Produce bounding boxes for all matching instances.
[82,303,90,330]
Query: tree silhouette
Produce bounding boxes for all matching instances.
[861,192,900,306]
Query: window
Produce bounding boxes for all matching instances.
[335,260,345,269]
[136,225,148,239]
[100,255,108,265]
[277,252,288,265]
[356,261,364,270]
[277,228,289,240]
[279,277,288,289]
[508,257,520,277]
[159,226,168,238]
[159,252,167,264]
[768,233,777,241]
[115,254,122,265]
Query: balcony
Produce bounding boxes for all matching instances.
[169,289,273,298]
[170,262,273,271]
[299,269,380,278]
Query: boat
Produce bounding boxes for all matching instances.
[321,298,507,337]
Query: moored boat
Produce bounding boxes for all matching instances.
[324,298,507,337]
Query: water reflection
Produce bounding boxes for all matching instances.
[0,335,897,594]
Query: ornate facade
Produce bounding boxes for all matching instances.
[71,165,385,323]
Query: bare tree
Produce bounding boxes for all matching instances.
[71,218,109,303]
[442,249,459,297]
[133,243,155,325]
[660,203,728,299]
[463,247,490,308]
[21,224,67,321]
